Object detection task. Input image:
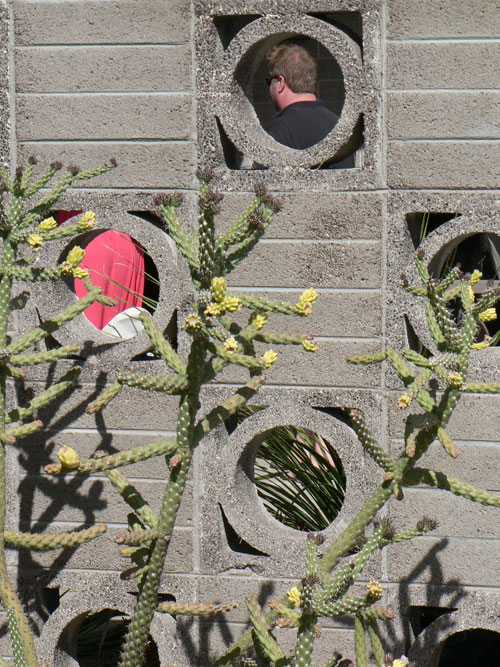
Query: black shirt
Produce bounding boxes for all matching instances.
[264,100,355,168]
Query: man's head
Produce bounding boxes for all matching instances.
[266,44,318,110]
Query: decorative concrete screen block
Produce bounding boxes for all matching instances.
[25,210,192,377]
[195,0,382,191]
[385,193,500,391]
[199,395,382,578]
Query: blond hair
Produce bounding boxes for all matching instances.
[266,44,317,94]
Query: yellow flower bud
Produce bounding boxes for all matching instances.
[296,302,313,316]
[250,312,268,330]
[210,277,226,303]
[392,658,409,667]
[367,580,382,600]
[302,339,319,352]
[72,267,89,279]
[185,313,201,332]
[260,349,278,368]
[27,234,43,251]
[448,371,464,388]
[479,308,497,322]
[39,216,57,231]
[205,302,222,318]
[398,394,411,409]
[299,288,319,305]
[57,446,80,470]
[222,296,242,312]
[287,586,301,608]
[469,269,482,286]
[468,285,475,303]
[472,337,492,350]
[224,337,238,352]
[77,211,96,231]
[67,246,85,267]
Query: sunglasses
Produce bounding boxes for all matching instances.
[266,75,279,87]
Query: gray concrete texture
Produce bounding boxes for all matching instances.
[3,0,500,664]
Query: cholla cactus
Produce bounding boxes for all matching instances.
[0,159,116,665]
[215,252,500,667]
[45,173,321,667]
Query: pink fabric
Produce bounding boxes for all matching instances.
[73,230,145,330]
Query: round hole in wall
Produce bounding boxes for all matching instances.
[253,425,346,532]
[61,230,160,341]
[438,628,500,666]
[431,233,500,344]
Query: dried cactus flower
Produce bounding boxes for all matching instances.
[185,313,201,333]
[398,394,411,409]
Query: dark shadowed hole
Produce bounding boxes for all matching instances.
[406,211,459,250]
[408,605,455,639]
[254,426,346,531]
[438,628,500,666]
[213,14,261,49]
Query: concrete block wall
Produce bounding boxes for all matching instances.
[0,0,499,663]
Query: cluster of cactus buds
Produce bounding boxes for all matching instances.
[215,254,500,667]
[45,174,320,667]
[0,159,116,665]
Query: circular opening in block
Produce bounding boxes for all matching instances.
[438,628,500,666]
[431,233,500,345]
[75,609,160,666]
[251,36,346,137]
[61,230,160,341]
[254,425,346,531]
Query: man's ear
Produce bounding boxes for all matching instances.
[277,75,286,93]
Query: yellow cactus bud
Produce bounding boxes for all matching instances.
[77,211,96,231]
[57,446,80,470]
[302,339,319,352]
[72,267,89,279]
[469,269,482,286]
[468,285,475,303]
[185,313,201,332]
[472,337,492,350]
[60,261,72,275]
[448,371,464,388]
[398,394,411,409]
[250,312,268,330]
[222,296,242,312]
[205,302,223,318]
[392,658,409,667]
[39,216,57,231]
[67,246,85,267]
[210,277,226,302]
[299,288,319,305]
[287,586,301,608]
[296,302,313,316]
[27,234,43,251]
[479,308,497,322]
[260,349,278,368]
[367,580,382,600]
[224,337,238,352]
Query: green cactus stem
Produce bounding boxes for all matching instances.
[86,381,123,413]
[366,618,385,667]
[105,469,159,529]
[44,439,177,475]
[406,468,500,507]
[348,409,396,474]
[139,312,186,376]
[246,595,286,664]
[115,530,162,546]
[9,344,80,366]
[354,616,367,667]
[4,524,106,551]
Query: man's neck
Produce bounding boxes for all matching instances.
[278,92,317,110]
